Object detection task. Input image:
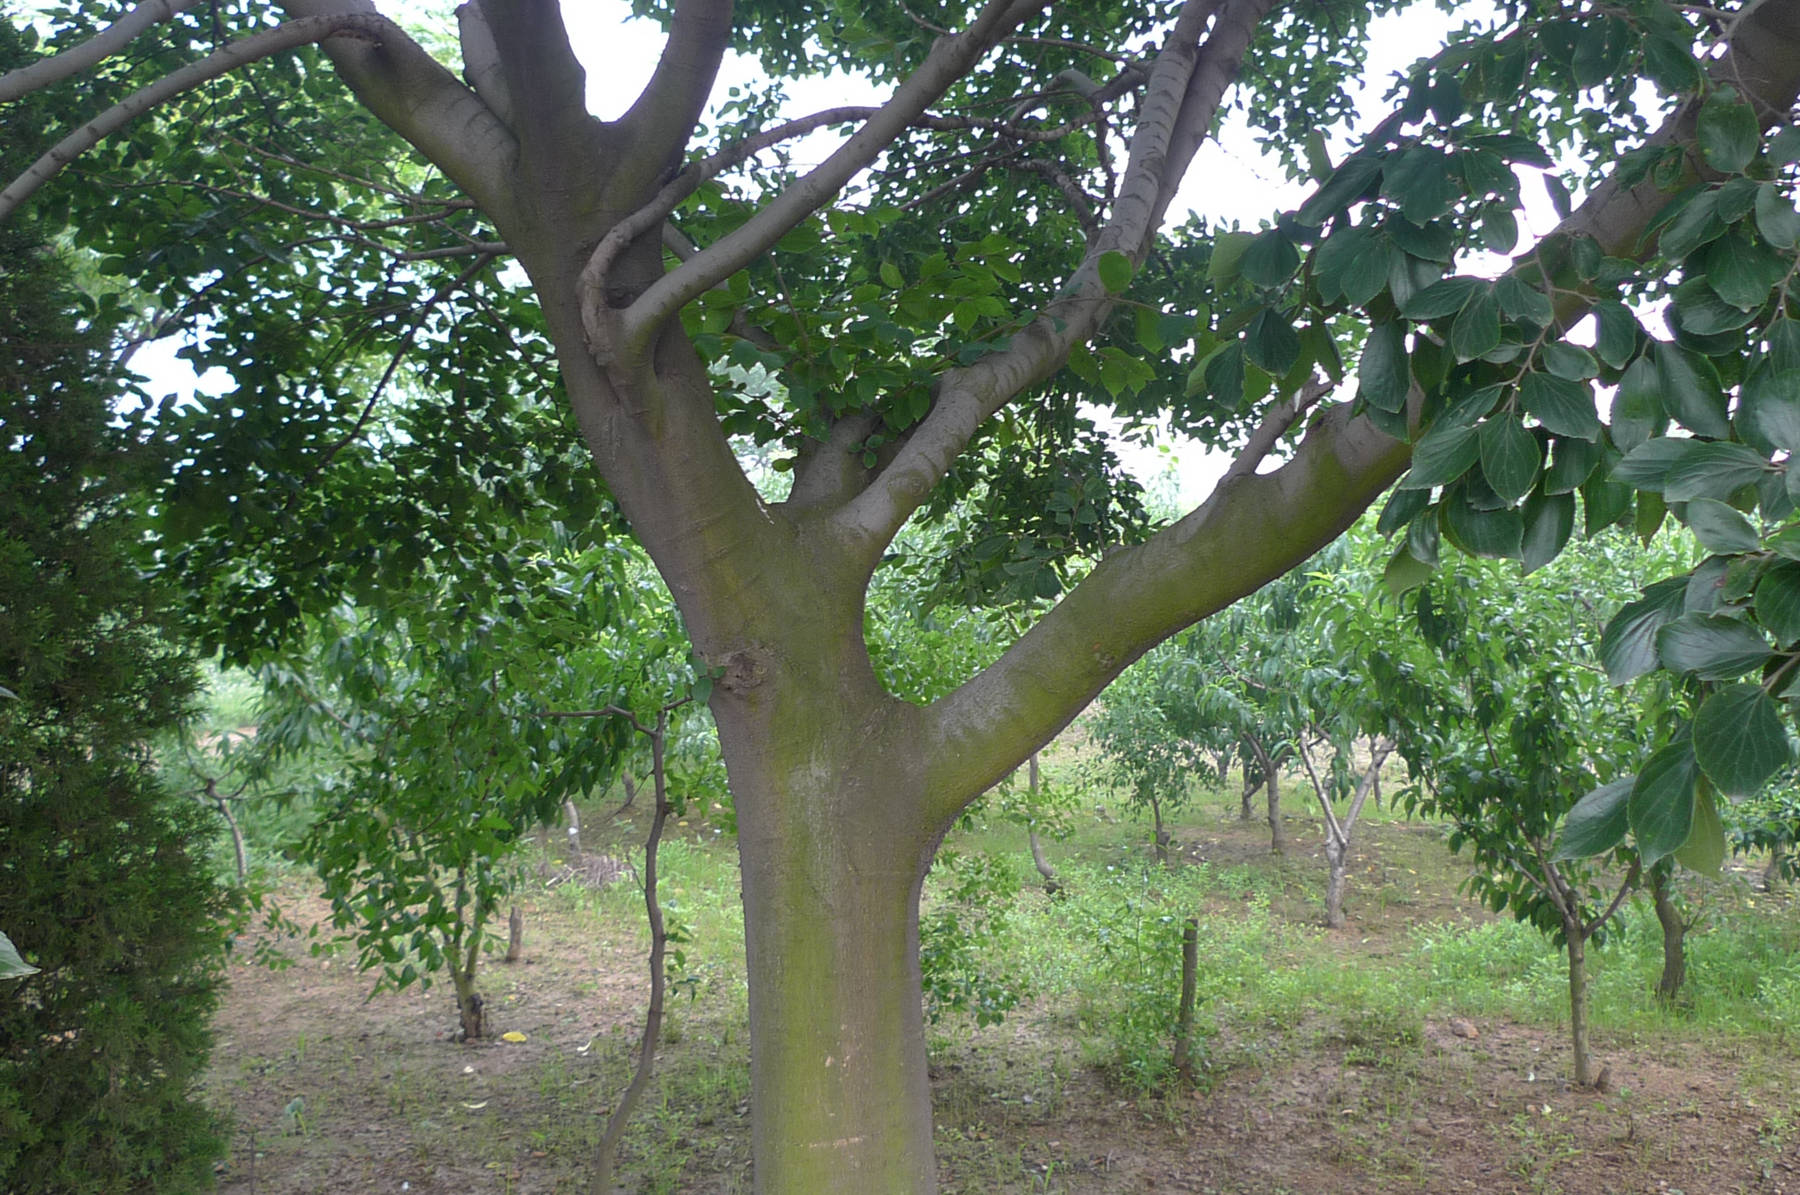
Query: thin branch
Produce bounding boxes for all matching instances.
[1583,860,1643,938]
[283,251,498,511]
[0,0,202,102]
[1212,375,1335,491]
[1294,736,1344,845]
[0,13,393,223]
[599,0,1050,363]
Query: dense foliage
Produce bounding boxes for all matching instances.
[0,28,230,1182]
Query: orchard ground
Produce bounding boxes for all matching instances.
[203,750,1800,1195]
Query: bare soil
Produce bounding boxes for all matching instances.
[203,806,1800,1194]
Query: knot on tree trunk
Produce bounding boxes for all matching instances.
[718,646,770,692]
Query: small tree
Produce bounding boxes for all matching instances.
[1379,550,1650,1085]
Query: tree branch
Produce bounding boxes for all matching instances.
[596,0,1049,363]
[0,13,393,224]
[834,0,1222,552]
[278,0,520,227]
[0,0,201,103]
[614,0,735,179]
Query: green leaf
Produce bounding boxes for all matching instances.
[1610,357,1665,453]
[1209,231,1254,282]
[0,931,36,980]
[1756,183,1800,249]
[1553,778,1633,861]
[1518,371,1600,440]
[1376,486,1430,535]
[1692,683,1794,797]
[1674,782,1727,877]
[1478,418,1540,503]
[1244,308,1300,375]
[1541,342,1598,381]
[879,260,904,288]
[1358,320,1411,412]
[1401,276,1484,320]
[1629,741,1699,868]
[1656,612,1774,678]
[1703,231,1788,310]
[1384,148,1458,224]
[1494,275,1555,327]
[1400,393,1501,490]
[1441,489,1522,558]
[1449,289,1501,362]
[1296,156,1384,227]
[1739,369,1800,454]
[1097,250,1134,294]
[1664,443,1772,502]
[1384,544,1435,597]
[1599,577,1686,683]
[1698,87,1760,174]
[1756,561,1800,645]
[1682,496,1761,554]
[1239,230,1300,289]
[1658,189,1725,261]
[1593,302,1640,370]
[1521,490,1575,574]
[1545,436,1601,494]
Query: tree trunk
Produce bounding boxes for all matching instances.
[1565,919,1593,1087]
[563,798,583,858]
[1651,870,1687,1005]
[451,964,484,1041]
[1265,760,1284,854]
[1151,794,1170,865]
[1766,841,1788,891]
[1028,826,1059,895]
[1239,751,1258,821]
[712,667,942,1193]
[1323,838,1348,929]
[504,905,523,964]
[1175,918,1199,1085]
[1026,753,1059,894]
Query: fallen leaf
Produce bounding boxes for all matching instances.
[500,1031,528,1043]
[462,1101,488,1110]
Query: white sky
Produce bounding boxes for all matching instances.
[135,0,1538,511]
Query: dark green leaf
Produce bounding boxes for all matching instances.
[1209,231,1254,282]
[1701,232,1788,310]
[1665,443,1772,502]
[1244,308,1300,375]
[1657,612,1774,678]
[1756,183,1800,249]
[1553,778,1632,861]
[1682,496,1761,554]
[1296,156,1384,227]
[1449,289,1501,362]
[1545,436,1601,494]
[1493,275,1555,327]
[1692,683,1794,797]
[1518,371,1600,440]
[1441,489,1522,558]
[1240,230,1300,289]
[1358,320,1411,412]
[1377,486,1430,535]
[1755,561,1800,645]
[1599,577,1687,683]
[1479,418,1540,503]
[1610,357,1665,453]
[1698,88,1760,174]
[1739,369,1800,454]
[1521,491,1575,574]
[1657,189,1725,261]
[1541,342,1598,381]
[1629,741,1698,868]
[1593,302,1640,370]
[1656,343,1731,439]
[1401,276,1484,320]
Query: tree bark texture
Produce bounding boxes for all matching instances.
[1323,839,1349,930]
[1651,871,1688,1005]
[1565,920,1592,1088]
